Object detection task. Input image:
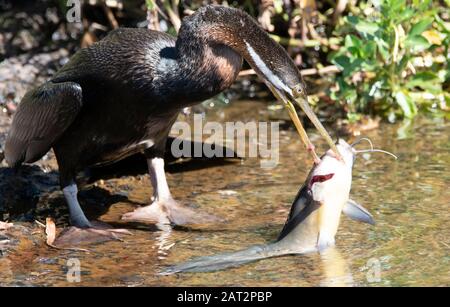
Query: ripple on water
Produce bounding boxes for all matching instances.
[0,102,448,286]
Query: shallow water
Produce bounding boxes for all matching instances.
[0,100,449,286]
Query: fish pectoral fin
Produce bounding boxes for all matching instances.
[342,199,375,225]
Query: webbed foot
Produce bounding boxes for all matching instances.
[121,197,221,226]
[53,221,131,246]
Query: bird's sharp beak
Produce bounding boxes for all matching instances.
[268,83,342,160]
[292,91,341,159]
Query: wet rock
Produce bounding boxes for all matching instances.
[37,257,59,265]
[0,222,39,258]
[0,165,59,221]
[0,48,70,107]
[0,112,11,165]
[0,236,11,256]
[0,0,83,107]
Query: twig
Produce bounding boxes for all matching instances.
[238,69,256,77]
[332,0,348,25]
[46,243,91,253]
[146,0,160,31]
[269,34,341,48]
[35,220,46,228]
[163,0,181,32]
[300,65,340,76]
[101,1,119,29]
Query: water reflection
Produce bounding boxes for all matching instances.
[154,223,174,260]
[319,247,353,287]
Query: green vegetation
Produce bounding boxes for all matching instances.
[8,0,450,121]
[142,0,449,122]
[329,0,449,122]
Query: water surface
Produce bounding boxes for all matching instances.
[0,100,448,286]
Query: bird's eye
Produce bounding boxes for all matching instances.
[292,84,304,97]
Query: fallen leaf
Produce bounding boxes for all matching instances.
[45,218,56,246]
[422,29,444,45]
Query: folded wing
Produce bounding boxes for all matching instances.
[5,81,83,167]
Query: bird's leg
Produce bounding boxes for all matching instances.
[122,156,220,226]
[121,157,172,224]
[63,183,92,228]
[56,180,131,245]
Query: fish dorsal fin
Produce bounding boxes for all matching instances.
[342,199,375,225]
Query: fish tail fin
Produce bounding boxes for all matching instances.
[160,244,282,274]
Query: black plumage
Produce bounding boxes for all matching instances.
[4,5,316,229]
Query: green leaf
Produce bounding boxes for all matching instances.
[346,16,379,36]
[355,20,379,36]
[362,41,377,59]
[337,78,349,92]
[408,71,439,82]
[375,37,390,61]
[406,72,442,92]
[390,0,406,11]
[409,18,433,36]
[397,9,415,23]
[345,34,362,49]
[396,57,410,74]
[347,58,364,74]
[332,55,351,71]
[347,46,361,57]
[347,112,362,123]
[405,35,431,53]
[394,91,418,118]
[346,15,359,25]
[362,60,377,71]
[344,89,358,104]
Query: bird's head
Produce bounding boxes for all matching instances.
[179,5,341,159]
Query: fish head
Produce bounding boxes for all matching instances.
[310,139,354,199]
[324,139,355,168]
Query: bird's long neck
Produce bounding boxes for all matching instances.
[170,5,300,104]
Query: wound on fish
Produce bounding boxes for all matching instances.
[308,173,334,189]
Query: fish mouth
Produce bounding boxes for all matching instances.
[267,83,342,160]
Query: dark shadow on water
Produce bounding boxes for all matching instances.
[0,165,137,225]
[0,137,241,226]
[87,136,242,182]
[0,165,59,221]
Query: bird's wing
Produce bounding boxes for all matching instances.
[5,81,83,167]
